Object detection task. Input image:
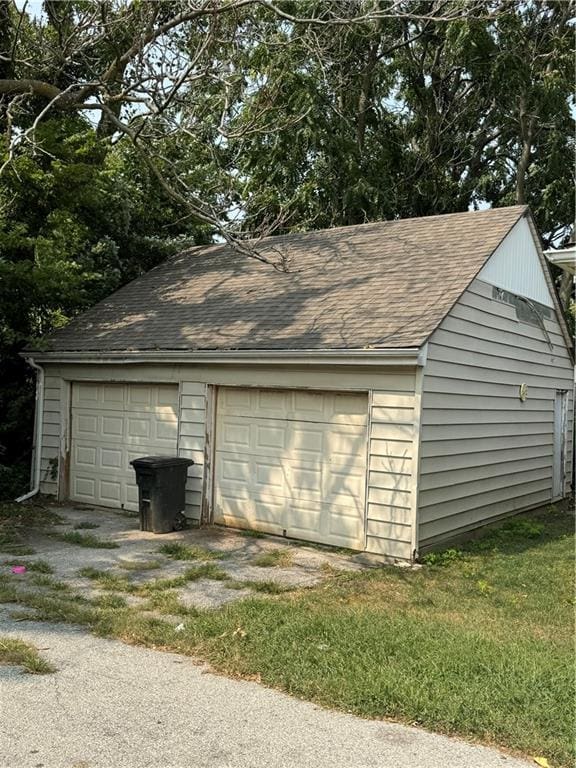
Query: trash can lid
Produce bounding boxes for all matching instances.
[130,455,194,469]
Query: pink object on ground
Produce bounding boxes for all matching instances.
[10,565,26,574]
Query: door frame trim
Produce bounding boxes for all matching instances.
[552,389,568,500]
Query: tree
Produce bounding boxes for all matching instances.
[0,0,491,247]
[237,0,574,235]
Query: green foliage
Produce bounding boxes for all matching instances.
[158,542,225,562]
[252,549,294,568]
[55,531,119,549]
[421,548,465,567]
[0,635,56,674]
[0,502,63,555]
[500,519,545,539]
[0,120,209,494]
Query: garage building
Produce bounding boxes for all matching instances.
[24,205,574,561]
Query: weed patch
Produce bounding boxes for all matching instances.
[239,529,266,539]
[0,636,56,674]
[421,548,464,567]
[30,574,71,592]
[92,594,128,610]
[73,522,100,530]
[252,549,293,568]
[183,564,228,581]
[158,542,224,562]
[0,502,62,555]
[0,539,36,556]
[144,590,199,617]
[78,568,135,593]
[0,502,64,529]
[55,531,119,549]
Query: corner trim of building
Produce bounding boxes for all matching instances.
[409,365,425,561]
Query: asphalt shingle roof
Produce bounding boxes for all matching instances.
[35,205,528,354]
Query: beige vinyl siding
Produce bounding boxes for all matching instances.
[418,278,573,548]
[366,375,417,561]
[39,374,62,496]
[37,362,420,559]
[178,381,206,520]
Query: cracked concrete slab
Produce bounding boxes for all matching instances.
[2,504,374,609]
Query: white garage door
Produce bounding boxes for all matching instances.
[214,387,368,549]
[70,383,179,510]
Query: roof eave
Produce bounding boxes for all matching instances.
[24,347,425,367]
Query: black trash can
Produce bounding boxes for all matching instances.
[130,456,194,533]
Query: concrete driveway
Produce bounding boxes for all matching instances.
[0,609,532,768]
[8,504,371,612]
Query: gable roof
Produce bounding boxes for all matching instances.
[33,205,529,356]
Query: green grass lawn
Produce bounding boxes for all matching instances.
[0,502,573,765]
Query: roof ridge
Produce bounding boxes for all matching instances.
[179,204,528,257]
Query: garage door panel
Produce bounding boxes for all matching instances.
[126,416,151,440]
[286,502,320,538]
[326,464,366,500]
[254,459,287,492]
[292,390,325,416]
[215,495,284,533]
[73,384,100,408]
[155,419,178,441]
[73,413,98,439]
[220,420,251,452]
[102,385,125,408]
[219,388,367,426]
[72,475,96,500]
[289,464,322,496]
[102,415,124,439]
[215,387,367,549]
[332,393,367,418]
[219,455,250,483]
[289,424,323,456]
[257,389,288,413]
[99,478,122,504]
[100,447,123,469]
[74,445,96,467]
[125,484,139,508]
[126,385,152,408]
[156,385,179,407]
[70,383,179,511]
[288,500,363,547]
[221,387,252,410]
[255,423,287,451]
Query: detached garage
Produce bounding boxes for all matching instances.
[24,206,574,561]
